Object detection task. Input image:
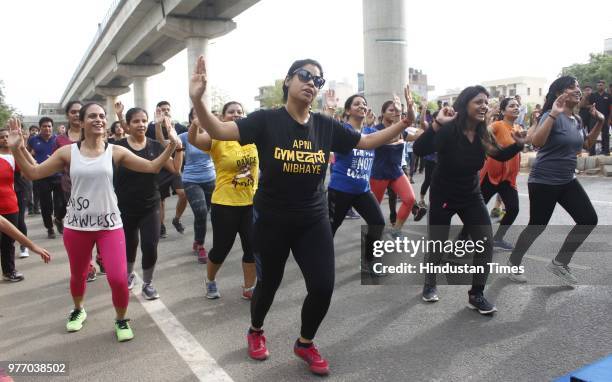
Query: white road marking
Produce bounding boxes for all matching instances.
[133,274,234,382]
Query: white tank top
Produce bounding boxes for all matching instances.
[64,143,122,231]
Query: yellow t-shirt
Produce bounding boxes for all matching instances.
[208,140,259,206]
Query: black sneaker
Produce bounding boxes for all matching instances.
[3,271,24,282]
[414,206,427,222]
[467,293,497,315]
[422,285,439,302]
[160,223,167,239]
[47,229,56,239]
[172,217,185,234]
[54,218,64,234]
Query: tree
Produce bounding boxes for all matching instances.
[0,80,16,128]
[209,86,229,114]
[258,79,285,109]
[561,53,612,88]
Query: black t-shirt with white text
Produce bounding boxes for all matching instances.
[113,138,164,215]
[236,108,361,222]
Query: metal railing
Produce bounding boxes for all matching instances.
[60,0,125,104]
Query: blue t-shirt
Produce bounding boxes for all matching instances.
[28,135,57,164]
[328,125,376,194]
[370,124,405,180]
[179,133,216,184]
[529,112,586,185]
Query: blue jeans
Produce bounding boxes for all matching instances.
[183,180,215,244]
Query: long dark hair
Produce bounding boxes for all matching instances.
[282,59,323,102]
[497,97,515,121]
[452,86,500,152]
[541,76,577,114]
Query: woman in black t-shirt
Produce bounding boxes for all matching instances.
[189,56,415,376]
[113,108,183,300]
[413,86,525,315]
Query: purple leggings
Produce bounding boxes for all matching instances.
[63,228,129,309]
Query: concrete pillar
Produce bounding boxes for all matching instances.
[95,86,130,124]
[133,76,148,109]
[187,36,209,108]
[106,95,119,124]
[363,0,408,114]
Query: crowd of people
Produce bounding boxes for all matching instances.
[0,54,610,376]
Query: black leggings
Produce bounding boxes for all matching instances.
[208,204,254,264]
[328,188,385,262]
[460,175,519,241]
[425,195,494,293]
[122,207,161,271]
[420,160,436,197]
[15,190,27,249]
[0,213,18,275]
[509,179,597,266]
[251,215,334,340]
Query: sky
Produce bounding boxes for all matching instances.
[1,0,611,121]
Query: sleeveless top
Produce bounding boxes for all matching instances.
[64,143,122,231]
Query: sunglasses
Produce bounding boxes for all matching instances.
[292,68,325,89]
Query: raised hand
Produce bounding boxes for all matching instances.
[324,89,338,110]
[436,106,457,124]
[165,121,179,146]
[114,101,124,117]
[403,84,414,109]
[392,94,402,114]
[551,93,567,116]
[511,130,527,145]
[189,55,208,100]
[589,103,605,121]
[7,118,25,149]
[155,107,164,125]
[163,116,173,130]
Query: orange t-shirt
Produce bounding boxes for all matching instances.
[479,121,521,189]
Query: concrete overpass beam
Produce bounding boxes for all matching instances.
[95,86,131,124]
[156,16,236,41]
[113,64,165,109]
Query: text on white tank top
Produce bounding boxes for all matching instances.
[64,143,122,231]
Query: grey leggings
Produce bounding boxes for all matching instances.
[183,181,215,245]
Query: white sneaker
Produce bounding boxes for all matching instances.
[19,248,29,258]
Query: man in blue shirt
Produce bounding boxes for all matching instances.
[27,117,65,238]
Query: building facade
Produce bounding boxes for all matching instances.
[482,77,548,105]
[23,103,68,130]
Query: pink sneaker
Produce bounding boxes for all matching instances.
[197,246,208,264]
[294,340,329,375]
[247,330,269,360]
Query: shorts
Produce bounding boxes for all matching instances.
[159,175,184,200]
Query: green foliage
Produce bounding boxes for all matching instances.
[561,54,612,88]
[0,81,16,128]
[258,80,285,109]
